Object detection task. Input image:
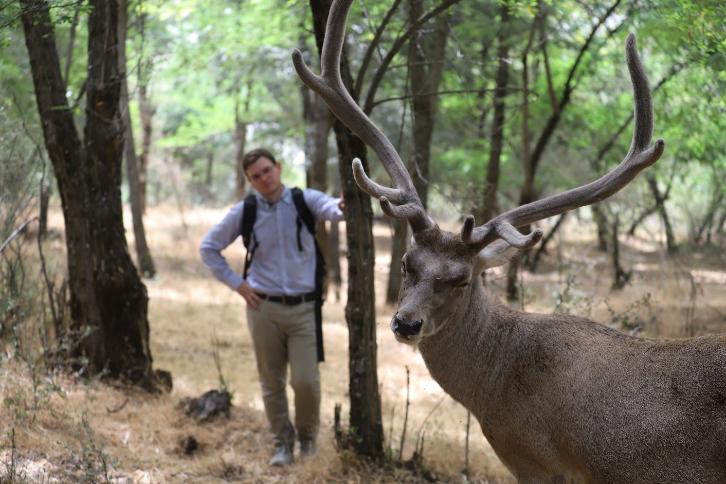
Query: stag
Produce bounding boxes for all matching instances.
[294,1,726,481]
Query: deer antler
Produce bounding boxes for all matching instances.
[463,33,665,250]
[292,0,434,232]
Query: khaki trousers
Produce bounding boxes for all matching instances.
[246,300,320,447]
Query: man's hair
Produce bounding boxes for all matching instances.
[242,148,277,173]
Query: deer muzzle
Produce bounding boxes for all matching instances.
[391,314,423,339]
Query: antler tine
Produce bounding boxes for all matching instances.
[293,0,434,230]
[461,215,476,243]
[380,197,432,232]
[466,33,664,250]
[352,158,404,201]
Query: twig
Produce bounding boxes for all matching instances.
[398,366,411,460]
[387,404,396,456]
[414,394,446,456]
[36,215,58,327]
[211,332,228,392]
[106,398,129,414]
[0,217,38,254]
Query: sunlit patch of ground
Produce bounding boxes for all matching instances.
[2,204,724,482]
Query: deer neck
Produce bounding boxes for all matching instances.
[417,277,509,411]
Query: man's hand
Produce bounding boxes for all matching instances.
[237,281,262,309]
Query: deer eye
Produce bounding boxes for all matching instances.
[451,274,470,288]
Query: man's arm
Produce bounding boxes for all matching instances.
[199,201,246,291]
[303,188,345,222]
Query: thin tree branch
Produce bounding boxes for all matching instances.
[529,0,623,178]
[62,0,83,87]
[1,218,38,254]
[354,0,403,99]
[362,0,461,115]
[371,87,511,108]
[538,6,558,115]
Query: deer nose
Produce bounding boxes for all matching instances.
[391,314,423,338]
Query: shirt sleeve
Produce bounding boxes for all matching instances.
[303,188,345,222]
[199,201,245,291]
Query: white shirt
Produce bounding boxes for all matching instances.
[199,187,343,295]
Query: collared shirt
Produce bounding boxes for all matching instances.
[200,186,344,296]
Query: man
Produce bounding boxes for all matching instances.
[200,148,343,466]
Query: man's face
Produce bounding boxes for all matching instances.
[246,156,282,199]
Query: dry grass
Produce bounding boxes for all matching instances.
[2,204,725,482]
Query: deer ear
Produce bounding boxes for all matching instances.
[475,240,521,271]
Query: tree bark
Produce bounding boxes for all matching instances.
[136,9,154,214]
[302,76,335,296]
[387,0,449,303]
[329,171,343,302]
[592,204,610,252]
[645,173,677,253]
[527,213,567,272]
[610,215,631,290]
[234,82,251,200]
[137,82,153,214]
[481,2,510,222]
[309,0,383,459]
[693,180,723,245]
[506,3,539,301]
[119,0,156,278]
[21,0,159,388]
[386,219,408,304]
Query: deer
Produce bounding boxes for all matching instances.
[293,1,726,482]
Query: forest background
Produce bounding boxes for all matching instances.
[1,0,725,481]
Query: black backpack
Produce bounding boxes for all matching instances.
[239,187,327,362]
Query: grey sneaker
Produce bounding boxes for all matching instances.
[299,439,317,458]
[268,444,293,466]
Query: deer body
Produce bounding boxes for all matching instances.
[414,250,726,482]
[292,0,726,481]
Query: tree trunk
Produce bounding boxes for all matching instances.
[21,0,159,388]
[611,215,631,290]
[302,87,332,192]
[506,6,539,302]
[693,183,723,245]
[386,219,408,304]
[119,0,156,278]
[527,213,567,272]
[591,204,609,252]
[234,83,251,200]
[310,0,383,459]
[205,150,214,188]
[645,174,677,253]
[137,82,153,214]
[302,80,334,296]
[38,178,50,239]
[481,2,510,222]
[329,171,343,302]
[136,9,153,215]
[387,0,449,303]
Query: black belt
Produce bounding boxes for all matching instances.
[256,292,316,306]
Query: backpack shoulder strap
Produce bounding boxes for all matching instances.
[291,187,327,362]
[240,194,257,249]
[240,194,258,279]
[291,187,316,237]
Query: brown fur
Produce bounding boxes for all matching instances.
[394,230,726,483]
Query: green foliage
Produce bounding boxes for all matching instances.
[2,0,724,224]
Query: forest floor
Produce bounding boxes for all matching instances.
[2,204,725,483]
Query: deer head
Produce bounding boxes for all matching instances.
[293,0,664,345]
